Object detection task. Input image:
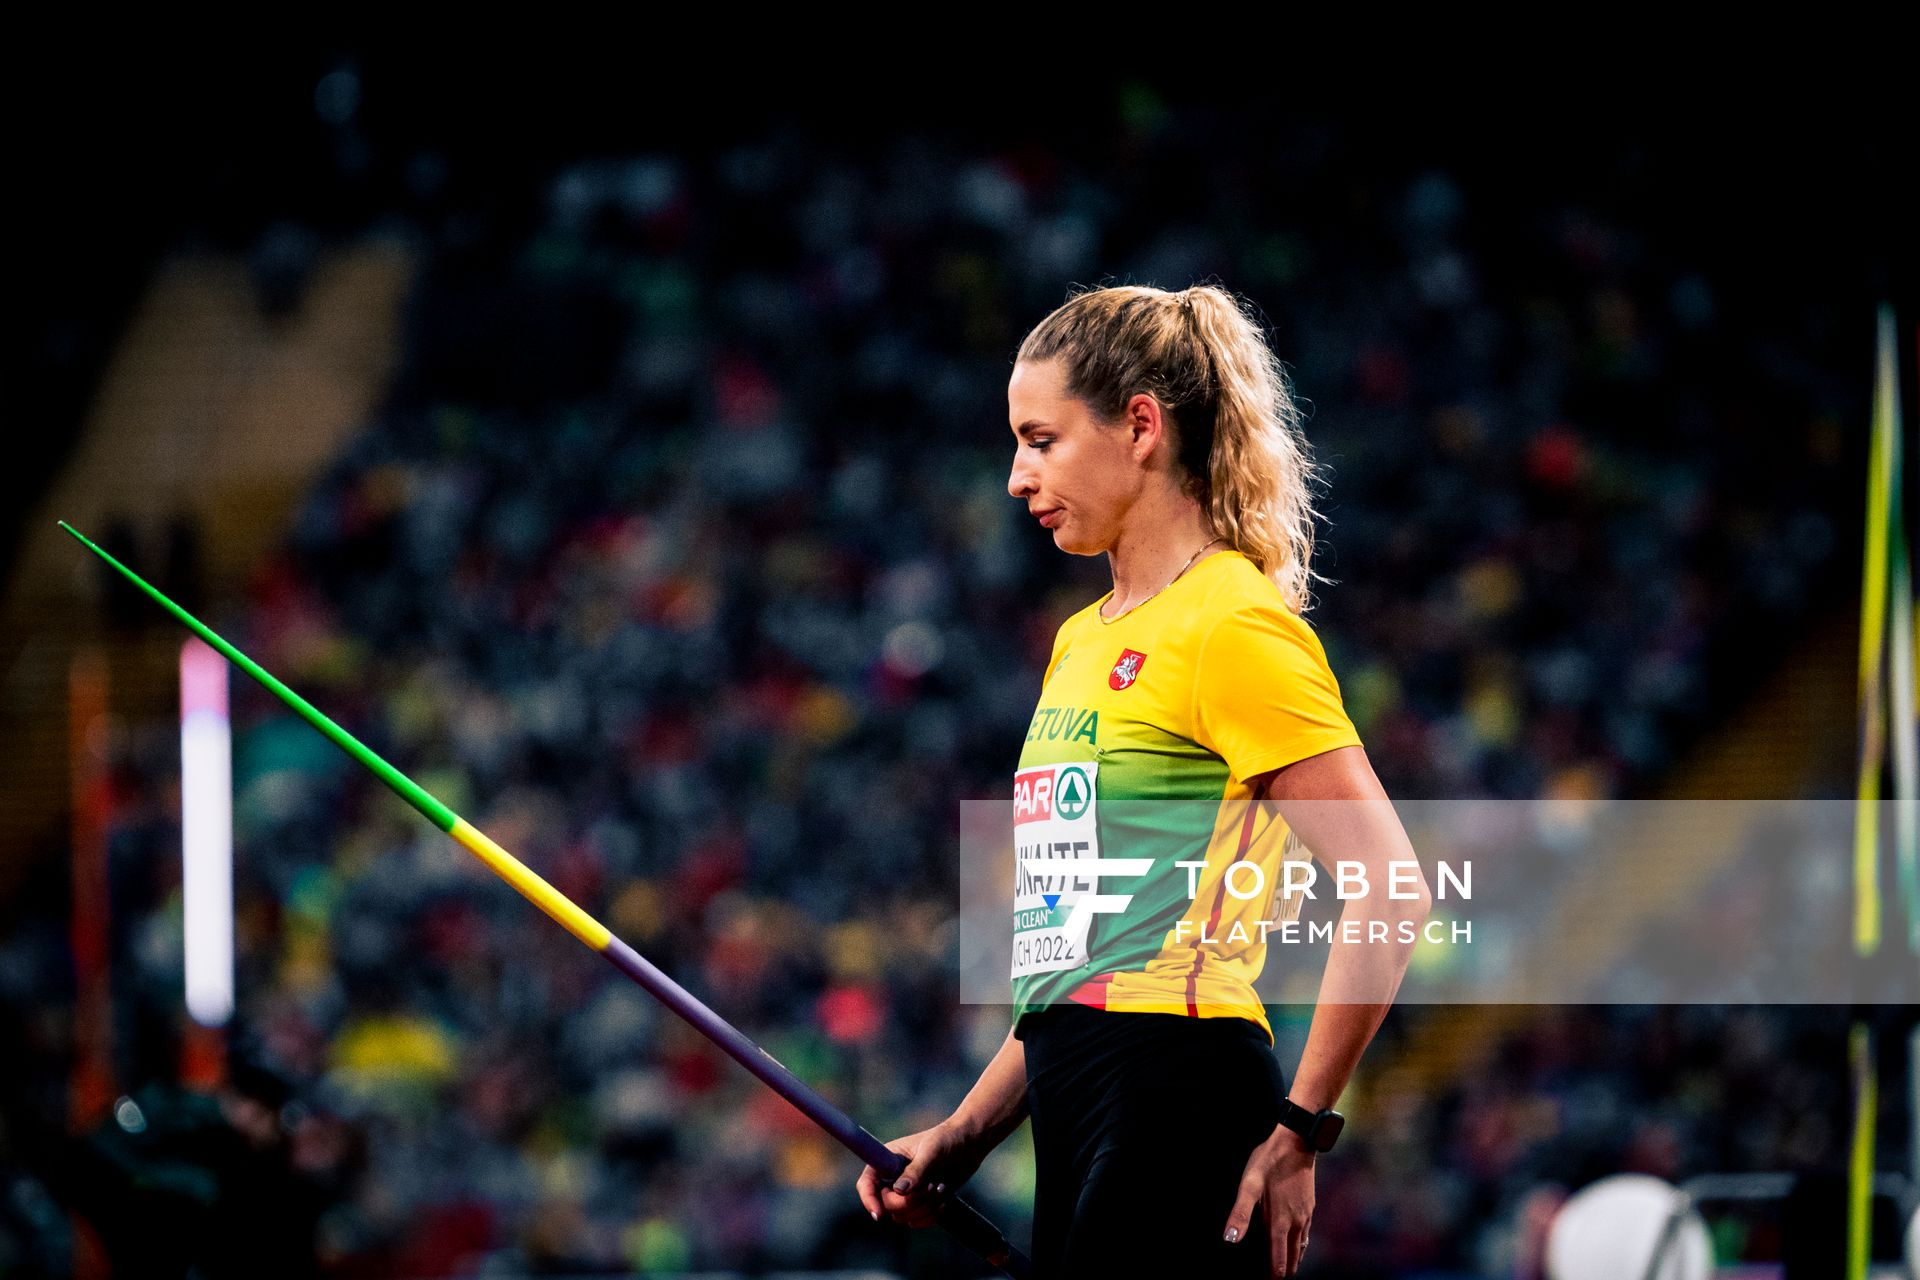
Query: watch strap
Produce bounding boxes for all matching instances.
[1277,1097,1343,1152]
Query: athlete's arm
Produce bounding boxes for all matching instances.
[855,1026,1029,1227]
[948,1026,1031,1149]
[1262,742,1430,1114]
[1221,743,1430,1275]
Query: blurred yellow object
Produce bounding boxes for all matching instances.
[824,920,884,980]
[1465,677,1521,749]
[331,1013,460,1085]
[792,684,856,744]
[1458,557,1522,620]
[775,1134,837,1189]
[610,879,665,941]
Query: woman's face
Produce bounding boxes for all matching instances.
[1007,359,1148,556]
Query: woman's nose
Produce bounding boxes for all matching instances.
[1008,457,1036,499]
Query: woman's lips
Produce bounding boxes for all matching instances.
[1037,508,1063,527]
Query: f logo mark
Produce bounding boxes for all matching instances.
[1018,857,1153,948]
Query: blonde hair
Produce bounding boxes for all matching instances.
[1015,283,1328,613]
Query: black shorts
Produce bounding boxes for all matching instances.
[1020,1004,1289,1278]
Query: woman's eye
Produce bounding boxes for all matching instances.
[1030,439,1053,452]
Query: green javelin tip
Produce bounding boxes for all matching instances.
[59,520,460,834]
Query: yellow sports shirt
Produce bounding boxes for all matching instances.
[1010,549,1363,1045]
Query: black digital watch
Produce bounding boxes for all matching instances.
[1277,1097,1345,1152]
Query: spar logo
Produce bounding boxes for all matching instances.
[1109,648,1147,691]
[1054,766,1091,819]
[1014,764,1092,825]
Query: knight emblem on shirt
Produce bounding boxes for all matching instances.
[1109,648,1147,691]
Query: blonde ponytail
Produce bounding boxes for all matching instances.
[1016,283,1328,613]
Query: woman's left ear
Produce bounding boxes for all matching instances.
[1126,393,1164,460]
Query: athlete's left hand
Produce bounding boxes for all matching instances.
[1223,1125,1316,1276]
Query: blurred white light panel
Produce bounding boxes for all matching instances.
[180,639,233,1027]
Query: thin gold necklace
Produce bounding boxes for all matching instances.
[1098,537,1224,624]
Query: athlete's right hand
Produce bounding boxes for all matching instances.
[855,1121,981,1228]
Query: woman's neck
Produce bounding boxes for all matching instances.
[1103,497,1220,614]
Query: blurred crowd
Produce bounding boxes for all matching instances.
[1,88,1875,1278]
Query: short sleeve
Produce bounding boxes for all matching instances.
[1040,616,1077,688]
[1191,605,1363,783]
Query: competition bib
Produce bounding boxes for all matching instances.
[1011,762,1152,980]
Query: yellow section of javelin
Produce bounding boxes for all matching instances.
[449,818,612,951]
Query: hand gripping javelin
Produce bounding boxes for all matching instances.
[62,521,1031,1279]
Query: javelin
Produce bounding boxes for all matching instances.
[61,520,1031,1279]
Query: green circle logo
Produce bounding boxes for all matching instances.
[1055,766,1092,820]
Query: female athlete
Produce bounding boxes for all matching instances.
[856,284,1430,1277]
